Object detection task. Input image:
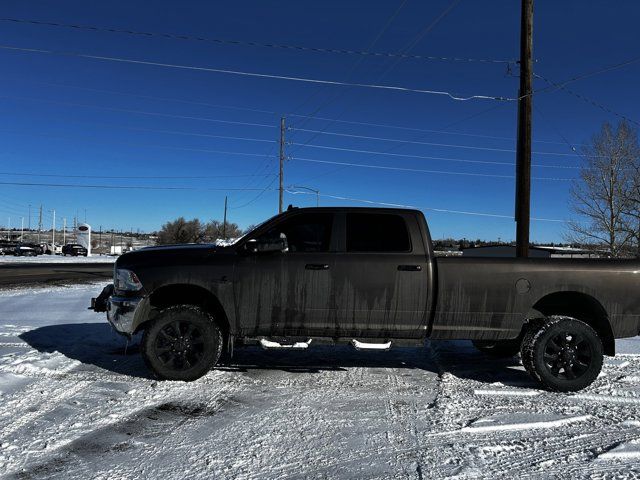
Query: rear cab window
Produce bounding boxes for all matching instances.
[346,213,411,253]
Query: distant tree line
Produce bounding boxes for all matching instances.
[567,120,640,258]
[156,217,244,245]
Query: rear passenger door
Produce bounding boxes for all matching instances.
[331,212,429,339]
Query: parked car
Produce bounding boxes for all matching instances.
[0,243,17,255]
[91,207,640,391]
[62,244,88,256]
[14,245,37,257]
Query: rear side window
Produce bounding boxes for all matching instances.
[346,213,411,252]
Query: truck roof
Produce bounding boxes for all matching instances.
[281,206,422,215]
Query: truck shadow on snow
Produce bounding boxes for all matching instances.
[20,323,537,388]
[19,323,151,378]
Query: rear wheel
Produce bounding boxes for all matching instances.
[142,305,223,381]
[472,338,521,358]
[521,316,603,392]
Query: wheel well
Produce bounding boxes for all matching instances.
[146,284,230,337]
[530,291,615,356]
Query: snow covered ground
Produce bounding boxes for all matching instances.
[0,255,116,264]
[1,285,640,479]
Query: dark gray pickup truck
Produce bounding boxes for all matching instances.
[91,207,640,391]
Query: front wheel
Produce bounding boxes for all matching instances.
[142,305,223,381]
[521,317,603,392]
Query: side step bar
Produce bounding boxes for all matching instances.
[351,339,392,351]
[259,338,313,350]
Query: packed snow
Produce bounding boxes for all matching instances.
[0,255,116,264]
[1,284,640,479]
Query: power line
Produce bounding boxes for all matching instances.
[287,113,582,146]
[538,55,640,92]
[288,0,411,134]
[290,157,573,181]
[0,44,518,102]
[0,181,278,191]
[1,129,278,151]
[21,80,278,115]
[0,171,276,180]
[289,0,464,155]
[534,73,640,127]
[0,94,277,128]
[293,153,578,169]
[0,17,515,65]
[230,176,279,210]
[290,140,582,159]
[285,189,563,222]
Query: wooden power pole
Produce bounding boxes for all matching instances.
[515,0,534,258]
[279,117,286,214]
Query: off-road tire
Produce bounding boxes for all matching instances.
[472,339,521,358]
[520,316,603,392]
[142,305,223,381]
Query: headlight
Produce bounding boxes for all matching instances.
[114,269,143,291]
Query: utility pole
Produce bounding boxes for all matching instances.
[51,209,56,246]
[20,217,24,241]
[515,0,533,258]
[279,116,286,214]
[223,195,228,240]
[99,225,102,252]
[28,204,31,231]
[38,205,42,243]
[63,218,67,244]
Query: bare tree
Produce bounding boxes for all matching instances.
[623,138,640,257]
[567,121,638,257]
[203,220,242,241]
[156,217,203,245]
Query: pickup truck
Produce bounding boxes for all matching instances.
[91,207,640,392]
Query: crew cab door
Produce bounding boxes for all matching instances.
[233,212,336,337]
[331,211,430,339]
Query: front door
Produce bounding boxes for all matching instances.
[234,212,336,337]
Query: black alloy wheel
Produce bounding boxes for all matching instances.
[154,320,205,371]
[521,316,603,392]
[142,305,223,381]
[542,330,592,381]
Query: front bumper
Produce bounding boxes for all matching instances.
[91,284,144,336]
[107,295,144,335]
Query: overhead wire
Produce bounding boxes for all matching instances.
[288,113,581,146]
[289,157,573,181]
[534,73,639,127]
[289,0,464,155]
[285,190,564,222]
[0,45,516,102]
[289,128,583,156]
[0,17,515,65]
[0,94,277,128]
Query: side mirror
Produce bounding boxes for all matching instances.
[243,237,287,254]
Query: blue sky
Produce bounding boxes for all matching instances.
[0,0,638,242]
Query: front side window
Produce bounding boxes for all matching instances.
[256,213,333,253]
[346,213,411,252]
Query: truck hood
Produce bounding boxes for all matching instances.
[115,243,232,270]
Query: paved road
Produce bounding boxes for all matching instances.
[0,263,112,286]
